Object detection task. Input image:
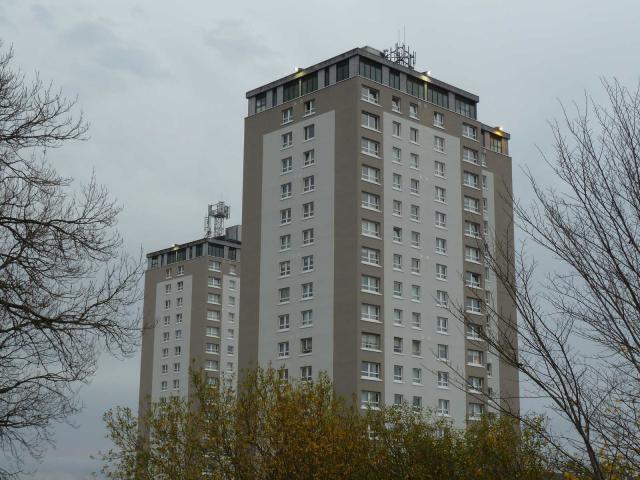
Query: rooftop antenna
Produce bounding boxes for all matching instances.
[204,201,230,238]
[382,33,416,70]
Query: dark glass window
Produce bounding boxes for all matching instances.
[176,249,186,262]
[490,135,503,153]
[359,58,382,83]
[455,96,477,119]
[166,251,176,264]
[208,243,225,258]
[301,74,318,95]
[271,88,278,107]
[405,76,425,99]
[195,243,203,257]
[389,69,400,90]
[336,59,349,82]
[228,247,237,261]
[255,93,267,113]
[283,80,299,102]
[150,256,159,268]
[324,68,330,87]
[427,85,449,108]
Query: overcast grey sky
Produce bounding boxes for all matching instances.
[2,0,640,477]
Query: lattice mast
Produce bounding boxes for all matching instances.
[382,42,417,69]
[204,201,230,238]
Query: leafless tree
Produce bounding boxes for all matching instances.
[0,43,142,476]
[456,80,640,479]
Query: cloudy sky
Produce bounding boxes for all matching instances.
[1,0,640,477]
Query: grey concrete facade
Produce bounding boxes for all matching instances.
[240,46,519,425]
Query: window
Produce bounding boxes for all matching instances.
[487,362,493,377]
[392,199,402,216]
[282,132,293,148]
[393,336,403,354]
[409,103,418,118]
[304,99,315,115]
[393,281,403,297]
[278,368,289,381]
[436,290,449,307]
[361,303,380,322]
[437,316,448,334]
[436,237,447,254]
[164,299,171,310]
[278,314,290,330]
[361,361,381,379]
[463,147,479,164]
[410,204,420,221]
[466,297,482,314]
[302,228,314,245]
[300,337,313,354]
[163,315,170,326]
[455,96,476,119]
[463,123,477,140]
[490,135,503,153]
[393,226,403,243]
[435,211,447,228]
[387,67,400,88]
[392,121,401,137]
[301,282,314,299]
[280,208,292,225]
[177,266,184,276]
[411,257,420,274]
[438,371,449,388]
[173,379,180,390]
[359,58,382,82]
[410,178,420,195]
[468,376,484,392]
[411,312,422,329]
[255,93,267,113]
[300,365,312,381]
[437,399,450,416]
[410,231,421,248]
[433,111,444,127]
[411,285,421,302]
[165,268,172,278]
[205,343,218,354]
[361,86,379,104]
[361,390,381,409]
[465,246,481,263]
[162,331,170,342]
[410,153,419,169]
[302,202,314,219]
[282,107,293,124]
[336,59,349,81]
[435,186,446,203]
[207,293,221,304]
[207,310,220,321]
[361,220,381,238]
[278,287,290,303]
[361,275,380,294]
[412,340,422,357]
[406,77,425,99]
[391,96,401,112]
[436,264,448,281]
[279,260,291,277]
[412,367,422,384]
[206,326,219,337]
[464,220,481,237]
[468,403,484,420]
[281,157,293,173]
[205,359,218,371]
[278,341,290,358]
[162,347,169,358]
[361,332,381,350]
[467,323,483,339]
[361,191,380,211]
[361,247,380,266]
[413,396,423,410]
[160,380,168,391]
[165,284,172,294]
[283,80,299,102]
[174,346,181,356]
[362,111,380,130]
[173,362,181,373]
[303,175,315,193]
[361,164,380,184]
[410,127,419,143]
[464,196,481,214]
[463,171,479,188]
[392,174,402,191]
[361,137,380,156]
[467,349,484,366]
[281,182,292,199]
[392,147,402,163]
[303,124,315,141]
[229,280,236,291]
[303,149,315,167]
[393,254,403,270]
[393,365,403,382]
[482,175,488,189]
[427,84,449,108]
[466,271,481,288]
[434,136,445,152]
[437,344,449,361]
[280,234,291,251]
[302,255,314,272]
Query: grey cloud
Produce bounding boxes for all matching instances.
[204,19,273,66]
[96,45,167,78]
[31,4,55,29]
[61,20,117,46]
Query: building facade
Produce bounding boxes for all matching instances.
[239,46,518,426]
[138,226,241,412]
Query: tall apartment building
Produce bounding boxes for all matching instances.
[239,46,518,426]
[138,226,241,412]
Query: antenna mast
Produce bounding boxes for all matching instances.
[383,39,416,70]
[204,201,230,238]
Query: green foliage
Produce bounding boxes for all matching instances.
[98,367,558,480]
